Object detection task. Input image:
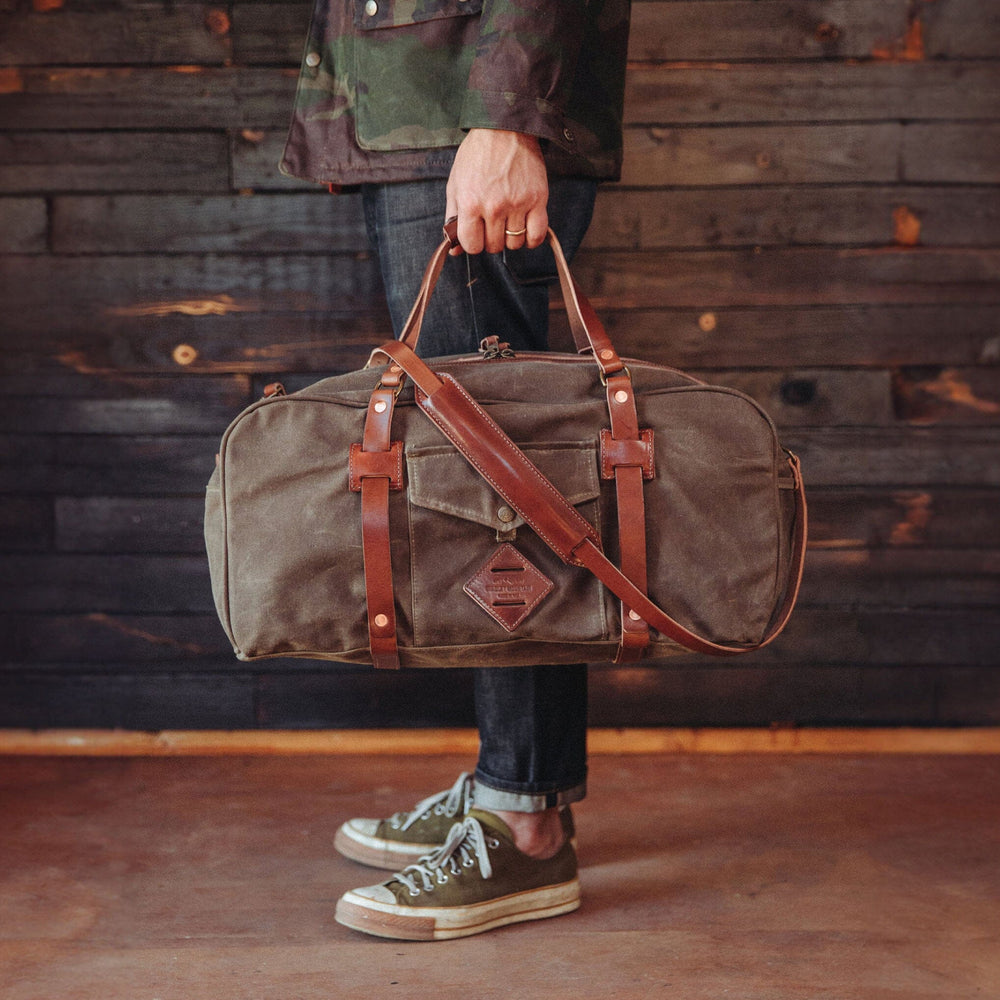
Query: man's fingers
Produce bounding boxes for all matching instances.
[457,215,485,256]
[524,206,548,250]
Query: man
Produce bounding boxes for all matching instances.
[281,0,630,940]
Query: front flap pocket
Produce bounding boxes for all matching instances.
[407,442,601,533]
[404,442,608,648]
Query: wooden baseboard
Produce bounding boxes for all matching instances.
[1,727,999,756]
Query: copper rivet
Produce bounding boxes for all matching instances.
[600,349,614,360]
[373,400,387,413]
[390,365,401,374]
[614,389,629,404]
[628,610,642,622]
[374,613,388,628]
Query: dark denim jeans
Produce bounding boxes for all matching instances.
[361,177,596,811]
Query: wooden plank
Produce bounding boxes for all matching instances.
[0,434,219,494]
[0,66,295,131]
[0,674,257,729]
[0,497,52,552]
[920,0,1000,59]
[893,367,1000,426]
[232,2,312,65]
[5,304,990,374]
[798,549,1000,609]
[620,124,902,186]
[594,305,1000,370]
[254,669,478,729]
[4,249,997,346]
[0,254,384,337]
[1,312,393,376]
[51,192,366,254]
[587,186,1000,251]
[0,132,229,194]
[627,1,913,62]
[806,488,1000,550]
[2,557,216,613]
[7,725,1000,756]
[55,497,209,554]
[0,197,47,253]
[589,663,936,726]
[701,368,894,428]
[0,373,251,434]
[781,428,1000,488]
[0,4,232,66]
[903,124,1000,184]
[625,62,1000,124]
[570,247,1000,310]
[2,615,229,663]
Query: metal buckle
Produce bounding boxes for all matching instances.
[599,364,631,387]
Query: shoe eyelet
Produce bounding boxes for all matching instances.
[463,857,475,867]
[409,889,420,897]
[488,838,500,849]
[434,805,444,815]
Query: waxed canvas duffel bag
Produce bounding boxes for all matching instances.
[205,229,806,669]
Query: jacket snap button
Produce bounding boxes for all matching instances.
[305,51,321,68]
[563,127,575,143]
[497,506,516,523]
[364,0,378,14]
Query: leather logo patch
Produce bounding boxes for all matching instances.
[464,543,554,633]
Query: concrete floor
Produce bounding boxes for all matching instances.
[1,751,998,999]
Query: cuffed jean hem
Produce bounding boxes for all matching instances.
[472,770,588,813]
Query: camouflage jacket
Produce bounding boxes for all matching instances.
[280,0,630,186]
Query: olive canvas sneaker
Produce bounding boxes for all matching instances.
[334,772,476,870]
[335,809,581,940]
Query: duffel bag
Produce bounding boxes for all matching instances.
[205,227,806,669]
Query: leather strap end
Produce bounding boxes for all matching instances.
[443,216,460,249]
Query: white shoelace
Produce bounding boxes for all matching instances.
[394,771,474,833]
[393,815,496,895]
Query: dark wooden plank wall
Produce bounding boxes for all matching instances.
[1,0,998,730]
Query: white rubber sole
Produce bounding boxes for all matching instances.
[335,879,582,941]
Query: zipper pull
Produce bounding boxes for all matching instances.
[479,336,515,360]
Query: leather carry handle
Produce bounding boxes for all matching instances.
[376,335,808,657]
[380,224,628,381]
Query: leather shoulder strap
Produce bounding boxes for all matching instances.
[377,337,807,657]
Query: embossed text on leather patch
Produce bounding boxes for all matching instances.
[463,543,554,633]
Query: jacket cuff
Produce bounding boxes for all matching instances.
[459,90,580,155]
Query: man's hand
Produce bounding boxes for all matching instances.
[445,129,548,255]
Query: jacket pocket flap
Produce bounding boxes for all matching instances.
[358,0,483,31]
[407,442,600,531]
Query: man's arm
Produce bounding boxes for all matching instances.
[446,0,587,255]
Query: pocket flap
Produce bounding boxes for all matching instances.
[407,442,600,532]
[358,0,483,31]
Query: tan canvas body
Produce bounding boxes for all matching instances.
[205,351,801,667]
